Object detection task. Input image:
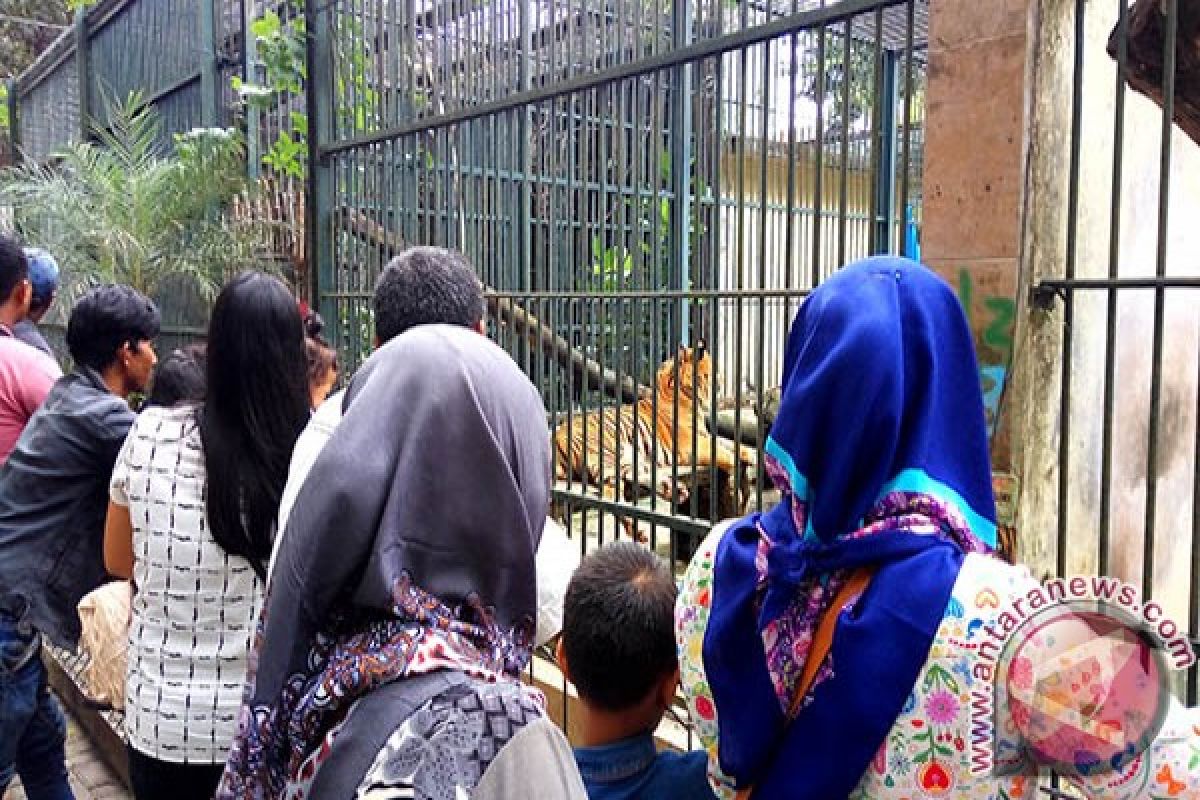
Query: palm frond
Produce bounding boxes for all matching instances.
[2,92,270,314]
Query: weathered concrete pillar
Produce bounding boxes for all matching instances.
[1007,0,1076,581]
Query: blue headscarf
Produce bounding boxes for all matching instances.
[701,257,996,798]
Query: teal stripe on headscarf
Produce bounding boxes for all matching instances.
[879,468,997,547]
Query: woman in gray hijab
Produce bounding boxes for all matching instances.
[217,324,586,800]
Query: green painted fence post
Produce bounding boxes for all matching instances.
[200,0,219,126]
[243,0,260,178]
[75,9,90,140]
[305,0,337,346]
[5,79,18,157]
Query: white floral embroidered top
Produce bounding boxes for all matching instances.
[676,527,1200,800]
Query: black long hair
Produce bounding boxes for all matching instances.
[200,272,311,579]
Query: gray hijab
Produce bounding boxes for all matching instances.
[218,324,552,798]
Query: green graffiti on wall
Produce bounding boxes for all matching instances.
[956,269,1017,438]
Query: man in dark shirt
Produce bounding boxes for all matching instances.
[0,285,159,799]
[559,543,718,800]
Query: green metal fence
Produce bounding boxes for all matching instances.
[306,0,928,563]
[7,0,235,160]
[8,0,935,742]
[5,0,282,361]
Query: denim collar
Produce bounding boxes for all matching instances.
[73,365,111,393]
[574,732,658,784]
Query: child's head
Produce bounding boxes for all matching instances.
[146,343,207,408]
[559,542,679,724]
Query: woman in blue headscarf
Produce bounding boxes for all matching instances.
[675,257,1198,800]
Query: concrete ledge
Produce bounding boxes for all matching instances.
[38,646,696,792]
[42,647,130,789]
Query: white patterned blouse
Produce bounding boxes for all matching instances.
[110,404,264,764]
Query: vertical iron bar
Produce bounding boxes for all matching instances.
[812,23,826,287]
[836,19,850,266]
[1056,0,1084,578]
[5,79,18,156]
[875,49,896,253]
[244,0,260,178]
[784,28,798,285]
[671,0,694,345]
[898,0,914,256]
[199,0,218,127]
[1098,0,1128,577]
[1190,345,1199,704]
[1142,0,1178,601]
[867,9,882,253]
[755,36,770,515]
[519,0,533,293]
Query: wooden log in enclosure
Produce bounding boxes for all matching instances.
[1109,0,1200,147]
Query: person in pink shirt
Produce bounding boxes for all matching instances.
[0,235,62,464]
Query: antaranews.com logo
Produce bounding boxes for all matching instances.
[968,576,1196,778]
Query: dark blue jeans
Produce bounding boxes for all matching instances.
[0,613,75,800]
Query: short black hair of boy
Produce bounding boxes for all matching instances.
[66,285,161,371]
[0,234,29,304]
[372,246,485,343]
[562,542,679,712]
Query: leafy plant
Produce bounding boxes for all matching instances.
[233,1,309,179]
[797,28,926,139]
[232,0,382,180]
[0,92,274,307]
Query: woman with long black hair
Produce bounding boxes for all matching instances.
[103,271,311,800]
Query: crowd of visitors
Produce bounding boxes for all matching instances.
[0,228,1196,800]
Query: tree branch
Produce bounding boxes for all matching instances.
[336,207,649,403]
[1108,0,1200,147]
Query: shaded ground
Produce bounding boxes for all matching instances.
[4,707,130,800]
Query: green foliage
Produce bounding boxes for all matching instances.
[585,150,710,376]
[0,93,274,307]
[233,0,308,179]
[333,14,380,135]
[798,29,926,138]
[588,151,709,293]
[0,2,71,85]
[231,0,384,178]
[0,84,8,134]
[251,9,306,96]
[262,129,306,179]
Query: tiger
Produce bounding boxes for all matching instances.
[553,342,756,541]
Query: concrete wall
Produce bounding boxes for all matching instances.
[922,0,1029,469]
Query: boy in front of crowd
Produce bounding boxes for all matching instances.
[558,543,717,800]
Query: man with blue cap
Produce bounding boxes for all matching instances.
[14,248,58,356]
